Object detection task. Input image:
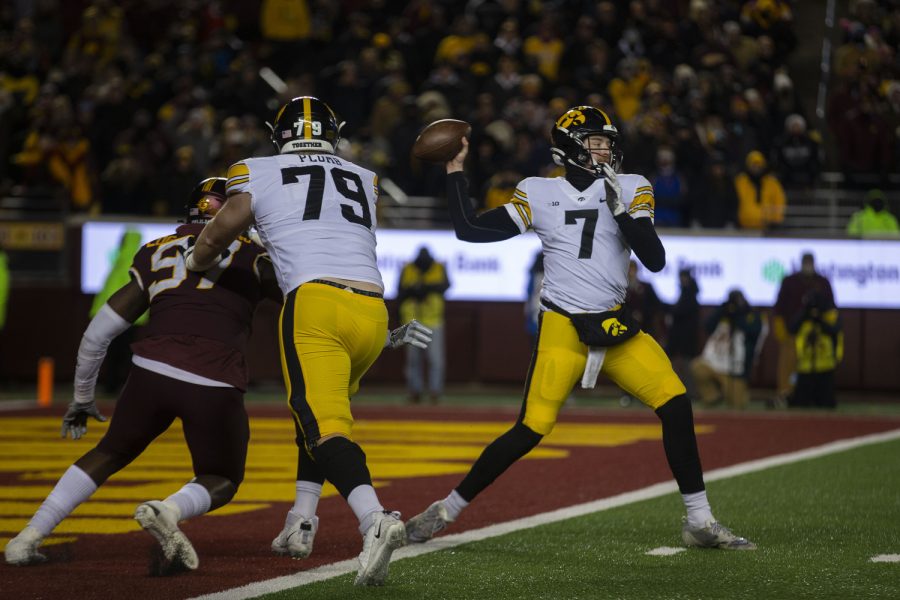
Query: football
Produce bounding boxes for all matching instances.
[412,119,472,163]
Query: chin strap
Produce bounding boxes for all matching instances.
[553,148,603,179]
[564,156,602,177]
[577,158,604,178]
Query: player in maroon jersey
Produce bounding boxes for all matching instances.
[4,178,272,573]
[3,177,431,573]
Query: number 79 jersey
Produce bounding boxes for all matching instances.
[226,154,383,295]
[504,174,655,313]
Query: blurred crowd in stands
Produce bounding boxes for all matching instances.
[828,0,900,190]
[0,0,898,228]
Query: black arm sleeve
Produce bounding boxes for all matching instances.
[613,214,666,272]
[447,172,521,242]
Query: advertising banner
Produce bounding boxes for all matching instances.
[81,223,900,308]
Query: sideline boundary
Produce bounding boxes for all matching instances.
[192,427,900,600]
[0,400,42,411]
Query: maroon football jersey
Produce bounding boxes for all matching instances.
[129,223,269,390]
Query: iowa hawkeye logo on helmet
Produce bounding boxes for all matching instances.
[555,109,588,129]
[269,96,345,154]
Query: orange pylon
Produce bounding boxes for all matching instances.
[37,357,54,407]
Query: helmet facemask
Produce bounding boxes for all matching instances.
[550,106,623,177]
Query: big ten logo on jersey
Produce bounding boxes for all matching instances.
[556,109,586,129]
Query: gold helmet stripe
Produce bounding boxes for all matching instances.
[303,97,312,139]
[202,179,216,192]
[597,108,612,126]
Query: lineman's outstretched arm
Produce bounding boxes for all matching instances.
[66,280,148,439]
[446,139,520,243]
[187,192,254,271]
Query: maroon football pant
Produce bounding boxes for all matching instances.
[97,365,249,485]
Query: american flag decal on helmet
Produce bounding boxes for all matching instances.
[282,130,292,139]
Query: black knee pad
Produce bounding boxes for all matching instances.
[311,436,372,498]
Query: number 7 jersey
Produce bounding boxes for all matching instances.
[226,154,383,295]
[504,174,655,313]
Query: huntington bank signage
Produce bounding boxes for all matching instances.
[82,223,900,309]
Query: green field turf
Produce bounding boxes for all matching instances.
[258,437,900,600]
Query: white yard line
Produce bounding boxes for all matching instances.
[869,554,900,563]
[646,547,687,556]
[191,427,900,600]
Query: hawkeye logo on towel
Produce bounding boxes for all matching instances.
[602,318,628,337]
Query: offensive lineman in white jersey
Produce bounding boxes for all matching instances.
[185,96,410,586]
[405,106,756,551]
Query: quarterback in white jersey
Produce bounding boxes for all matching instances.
[186,96,409,586]
[505,171,655,314]
[406,106,755,552]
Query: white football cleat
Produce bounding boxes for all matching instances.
[354,511,406,586]
[4,526,46,566]
[134,500,199,572]
[271,515,319,559]
[682,518,757,550]
[405,500,453,543]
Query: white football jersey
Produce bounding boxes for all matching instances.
[504,173,655,313]
[226,153,383,295]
